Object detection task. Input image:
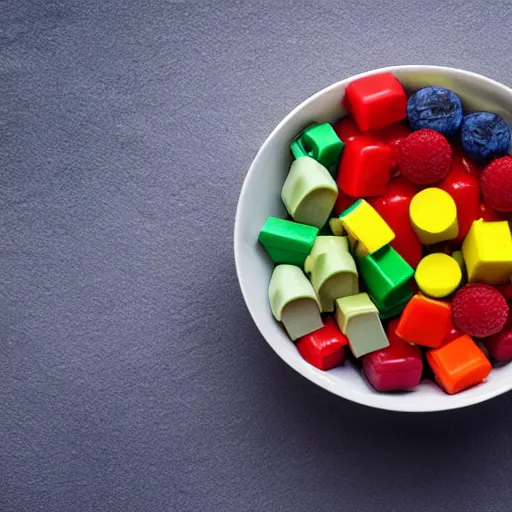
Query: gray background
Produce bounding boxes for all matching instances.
[1,0,512,511]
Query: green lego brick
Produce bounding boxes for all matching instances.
[377,289,414,319]
[301,123,345,168]
[290,138,307,160]
[289,123,345,171]
[258,217,318,266]
[357,245,414,311]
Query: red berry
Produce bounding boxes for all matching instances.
[481,156,512,212]
[398,129,452,184]
[452,284,509,338]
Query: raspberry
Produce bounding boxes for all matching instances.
[481,156,512,212]
[398,129,452,184]
[452,284,509,338]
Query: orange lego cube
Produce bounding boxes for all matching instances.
[396,294,452,348]
[427,335,492,394]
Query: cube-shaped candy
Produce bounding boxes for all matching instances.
[296,317,349,370]
[480,202,502,222]
[482,309,512,362]
[484,331,512,362]
[304,236,359,312]
[290,123,345,169]
[343,72,407,132]
[409,188,459,245]
[369,175,422,268]
[362,318,423,391]
[337,137,393,197]
[333,116,361,143]
[268,265,323,340]
[335,292,389,358]
[357,245,414,313]
[496,280,512,300]
[396,294,452,348]
[427,335,492,394]
[438,154,480,243]
[329,199,395,257]
[281,156,338,229]
[441,314,465,347]
[258,217,318,267]
[461,219,512,285]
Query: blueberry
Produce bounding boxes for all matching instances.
[461,112,511,162]
[407,86,463,136]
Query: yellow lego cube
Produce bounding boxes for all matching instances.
[462,219,512,285]
[330,199,395,256]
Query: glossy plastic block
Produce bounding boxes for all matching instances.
[258,217,318,267]
[335,292,389,358]
[396,294,452,348]
[357,245,414,312]
[281,156,338,229]
[343,72,407,131]
[268,265,323,340]
[462,219,512,285]
[297,317,349,370]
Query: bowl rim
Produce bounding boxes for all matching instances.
[234,64,512,412]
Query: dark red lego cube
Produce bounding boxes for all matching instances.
[362,318,423,391]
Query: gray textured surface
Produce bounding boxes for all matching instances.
[1,1,512,511]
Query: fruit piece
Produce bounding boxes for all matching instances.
[461,112,511,163]
[399,129,452,185]
[481,156,512,213]
[452,283,508,338]
[427,335,492,394]
[407,86,463,136]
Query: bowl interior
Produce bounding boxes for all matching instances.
[234,65,512,412]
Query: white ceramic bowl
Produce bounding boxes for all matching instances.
[234,65,512,412]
